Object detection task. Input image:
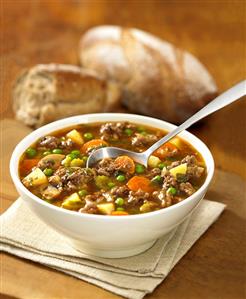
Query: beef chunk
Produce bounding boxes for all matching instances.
[102,192,115,203]
[100,122,136,141]
[153,190,172,207]
[39,136,60,149]
[60,138,74,151]
[146,168,161,179]
[79,198,99,214]
[131,133,158,147]
[181,155,197,166]
[187,165,205,179]
[162,174,178,189]
[128,189,149,205]
[49,167,95,192]
[38,136,74,152]
[110,185,129,197]
[167,161,180,169]
[96,158,116,176]
[83,192,105,203]
[180,182,195,196]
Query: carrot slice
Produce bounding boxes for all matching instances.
[153,142,178,159]
[21,159,40,173]
[114,156,135,174]
[127,176,154,193]
[81,139,108,153]
[111,211,129,216]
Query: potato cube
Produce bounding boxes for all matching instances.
[97,203,115,215]
[66,129,84,145]
[169,163,187,178]
[169,137,181,148]
[148,155,161,168]
[62,193,83,210]
[22,168,48,187]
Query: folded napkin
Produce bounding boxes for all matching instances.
[0,198,225,299]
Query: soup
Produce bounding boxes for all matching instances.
[19,122,206,215]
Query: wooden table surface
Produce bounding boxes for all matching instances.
[1,1,245,299]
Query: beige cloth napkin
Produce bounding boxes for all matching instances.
[0,198,225,299]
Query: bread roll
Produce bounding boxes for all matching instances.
[79,26,218,123]
[13,64,120,128]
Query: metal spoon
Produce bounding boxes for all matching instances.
[87,80,246,168]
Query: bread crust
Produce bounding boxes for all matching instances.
[13,64,120,128]
[79,26,218,123]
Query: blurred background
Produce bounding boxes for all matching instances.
[1,0,245,178]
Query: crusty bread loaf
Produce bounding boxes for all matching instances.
[79,26,218,123]
[13,64,121,128]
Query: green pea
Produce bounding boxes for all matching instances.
[137,126,146,133]
[124,128,133,136]
[135,164,145,174]
[52,149,63,154]
[151,175,163,184]
[43,151,51,156]
[43,168,53,176]
[140,131,148,136]
[84,132,93,140]
[78,189,88,197]
[26,148,37,158]
[116,207,125,211]
[67,153,77,160]
[115,197,124,206]
[116,174,126,182]
[158,163,166,170]
[71,150,81,158]
[108,182,116,189]
[167,187,177,195]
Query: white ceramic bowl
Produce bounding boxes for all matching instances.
[10,113,214,258]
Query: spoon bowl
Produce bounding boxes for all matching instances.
[87,147,148,167]
[87,80,245,168]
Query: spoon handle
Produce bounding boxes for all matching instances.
[145,80,246,157]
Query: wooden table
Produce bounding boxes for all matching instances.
[1,1,245,299]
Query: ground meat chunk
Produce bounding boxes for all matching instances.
[38,159,56,170]
[131,133,158,147]
[38,136,60,149]
[153,190,166,206]
[110,185,129,197]
[79,199,98,214]
[167,161,180,170]
[128,190,149,205]
[60,138,74,151]
[96,158,116,176]
[152,190,172,207]
[146,168,161,179]
[100,122,136,141]
[49,167,95,192]
[102,192,115,203]
[181,155,197,166]
[162,174,178,189]
[187,165,205,179]
[83,192,105,203]
[180,182,195,196]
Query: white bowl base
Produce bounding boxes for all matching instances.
[70,239,157,258]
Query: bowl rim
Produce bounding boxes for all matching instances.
[10,113,214,221]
